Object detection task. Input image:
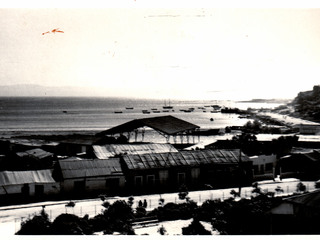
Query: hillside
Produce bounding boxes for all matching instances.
[291,85,320,122]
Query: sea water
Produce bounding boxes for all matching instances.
[0,97,283,138]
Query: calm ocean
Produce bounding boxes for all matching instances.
[0,97,282,138]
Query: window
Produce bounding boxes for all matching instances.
[159,170,169,184]
[146,175,155,186]
[135,176,143,187]
[265,163,273,172]
[253,165,259,175]
[74,181,85,192]
[191,168,200,179]
[106,178,120,190]
[178,172,186,185]
[21,183,30,196]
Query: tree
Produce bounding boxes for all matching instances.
[272,135,299,157]
[230,189,240,199]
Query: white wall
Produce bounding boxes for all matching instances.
[62,176,125,193]
[0,182,60,196]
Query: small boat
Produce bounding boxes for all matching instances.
[153,110,161,113]
[62,110,68,114]
[114,111,123,114]
[142,110,150,114]
[163,110,169,112]
[125,107,134,110]
[151,108,157,111]
[163,100,173,109]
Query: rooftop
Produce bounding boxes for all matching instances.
[57,158,123,179]
[97,115,200,136]
[93,143,178,159]
[122,149,249,170]
[0,170,55,186]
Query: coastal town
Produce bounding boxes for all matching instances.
[1,86,320,235]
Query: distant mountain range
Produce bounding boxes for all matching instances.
[0,84,109,97]
[238,98,292,104]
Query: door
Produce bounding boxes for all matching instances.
[74,181,85,193]
[35,185,44,197]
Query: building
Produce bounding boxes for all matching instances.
[96,115,201,147]
[250,154,277,181]
[298,123,320,135]
[270,190,320,234]
[120,149,253,193]
[52,158,125,196]
[0,170,60,202]
[15,148,55,169]
[56,136,102,156]
[279,149,320,180]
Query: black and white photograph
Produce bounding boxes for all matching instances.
[1,1,320,237]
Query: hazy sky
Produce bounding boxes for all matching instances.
[1,7,320,100]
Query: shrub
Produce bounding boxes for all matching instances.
[16,209,51,235]
[297,182,306,192]
[135,206,147,218]
[105,200,134,221]
[158,225,167,235]
[51,213,93,235]
[182,218,211,235]
[157,201,198,221]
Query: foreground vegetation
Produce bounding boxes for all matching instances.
[17,182,310,235]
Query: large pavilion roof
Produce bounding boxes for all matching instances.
[97,115,200,136]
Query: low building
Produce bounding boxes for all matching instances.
[96,115,201,146]
[279,149,320,180]
[56,136,102,156]
[270,190,320,234]
[250,154,277,181]
[92,143,178,159]
[15,148,55,169]
[120,149,253,193]
[4,139,59,153]
[298,123,320,135]
[0,170,60,202]
[52,158,125,196]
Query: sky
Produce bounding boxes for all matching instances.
[1,5,320,100]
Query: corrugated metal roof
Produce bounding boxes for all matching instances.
[16,148,53,159]
[97,115,200,136]
[122,149,250,170]
[304,150,320,162]
[93,143,178,159]
[8,139,59,147]
[58,158,123,179]
[0,170,55,186]
[285,190,320,209]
